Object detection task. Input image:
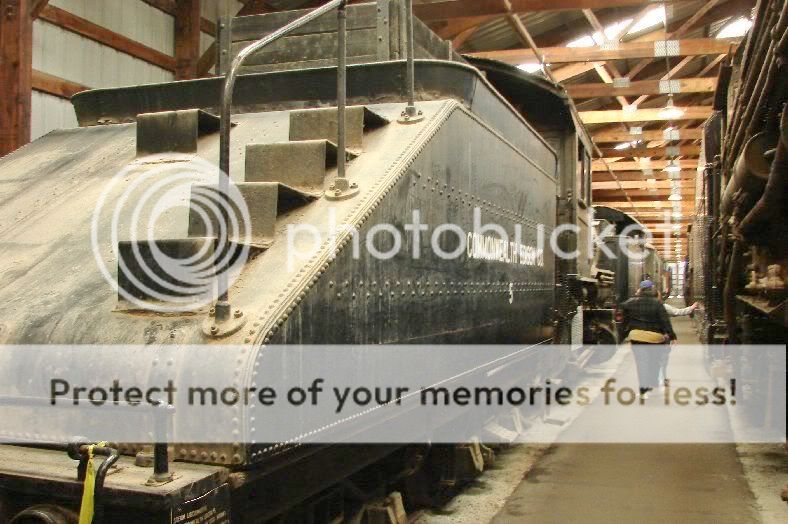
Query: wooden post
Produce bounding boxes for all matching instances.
[174,0,201,80]
[0,0,33,157]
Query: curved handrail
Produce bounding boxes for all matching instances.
[215,0,348,317]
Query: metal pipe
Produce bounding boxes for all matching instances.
[404,0,417,116]
[724,240,742,343]
[739,106,788,239]
[337,3,347,181]
[217,0,347,318]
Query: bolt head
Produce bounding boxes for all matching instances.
[210,325,219,334]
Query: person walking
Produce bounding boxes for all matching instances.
[620,280,677,398]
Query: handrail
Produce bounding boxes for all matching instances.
[215,0,348,321]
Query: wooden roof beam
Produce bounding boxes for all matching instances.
[594,170,697,182]
[581,105,712,124]
[593,179,696,190]
[567,77,716,98]
[598,144,701,157]
[593,159,698,171]
[592,127,703,142]
[467,37,739,65]
[414,1,697,22]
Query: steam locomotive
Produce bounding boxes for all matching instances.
[685,0,786,345]
[0,2,622,522]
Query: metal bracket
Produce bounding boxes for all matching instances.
[203,307,247,338]
[397,109,424,124]
[325,178,360,200]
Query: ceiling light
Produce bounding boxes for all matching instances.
[672,212,683,218]
[673,224,682,230]
[659,94,685,120]
[663,159,681,173]
[668,194,682,201]
[614,142,632,150]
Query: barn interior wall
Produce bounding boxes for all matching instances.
[30,0,243,140]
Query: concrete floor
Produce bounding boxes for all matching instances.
[491,313,764,524]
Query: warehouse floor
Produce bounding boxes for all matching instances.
[491,314,763,524]
[418,311,786,524]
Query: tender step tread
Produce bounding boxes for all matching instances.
[245,139,357,192]
[188,182,318,247]
[288,105,389,151]
[137,109,220,156]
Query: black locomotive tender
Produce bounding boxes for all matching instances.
[0,2,649,522]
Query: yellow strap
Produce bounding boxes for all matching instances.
[78,442,108,524]
[629,329,666,344]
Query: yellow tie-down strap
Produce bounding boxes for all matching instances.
[79,441,108,524]
[629,329,666,344]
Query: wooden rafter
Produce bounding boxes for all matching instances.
[467,37,739,65]
[627,0,725,80]
[592,159,698,171]
[592,128,703,142]
[580,105,712,124]
[598,144,701,157]
[566,77,716,98]
[582,8,633,108]
[413,1,697,22]
[593,171,696,182]
[593,179,695,189]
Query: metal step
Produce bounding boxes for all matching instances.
[245,139,356,193]
[136,109,220,156]
[288,105,389,152]
[187,182,317,247]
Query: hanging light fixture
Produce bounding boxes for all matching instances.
[663,158,681,173]
[668,193,682,201]
[659,94,685,120]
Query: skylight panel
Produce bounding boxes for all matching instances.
[626,6,665,35]
[717,17,753,38]
[518,63,543,73]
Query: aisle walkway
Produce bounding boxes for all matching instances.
[492,314,762,524]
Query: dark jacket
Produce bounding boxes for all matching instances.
[620,296,677,341]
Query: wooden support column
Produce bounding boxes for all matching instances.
[174,0,201,80]
[0,0,33,157]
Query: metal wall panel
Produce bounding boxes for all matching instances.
[31,92,79,141]
[30,0,182,139]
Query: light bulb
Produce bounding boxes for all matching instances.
[659,95,685,120]
[663,159,681,173]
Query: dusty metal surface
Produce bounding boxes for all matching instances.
[0,99,560,461]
